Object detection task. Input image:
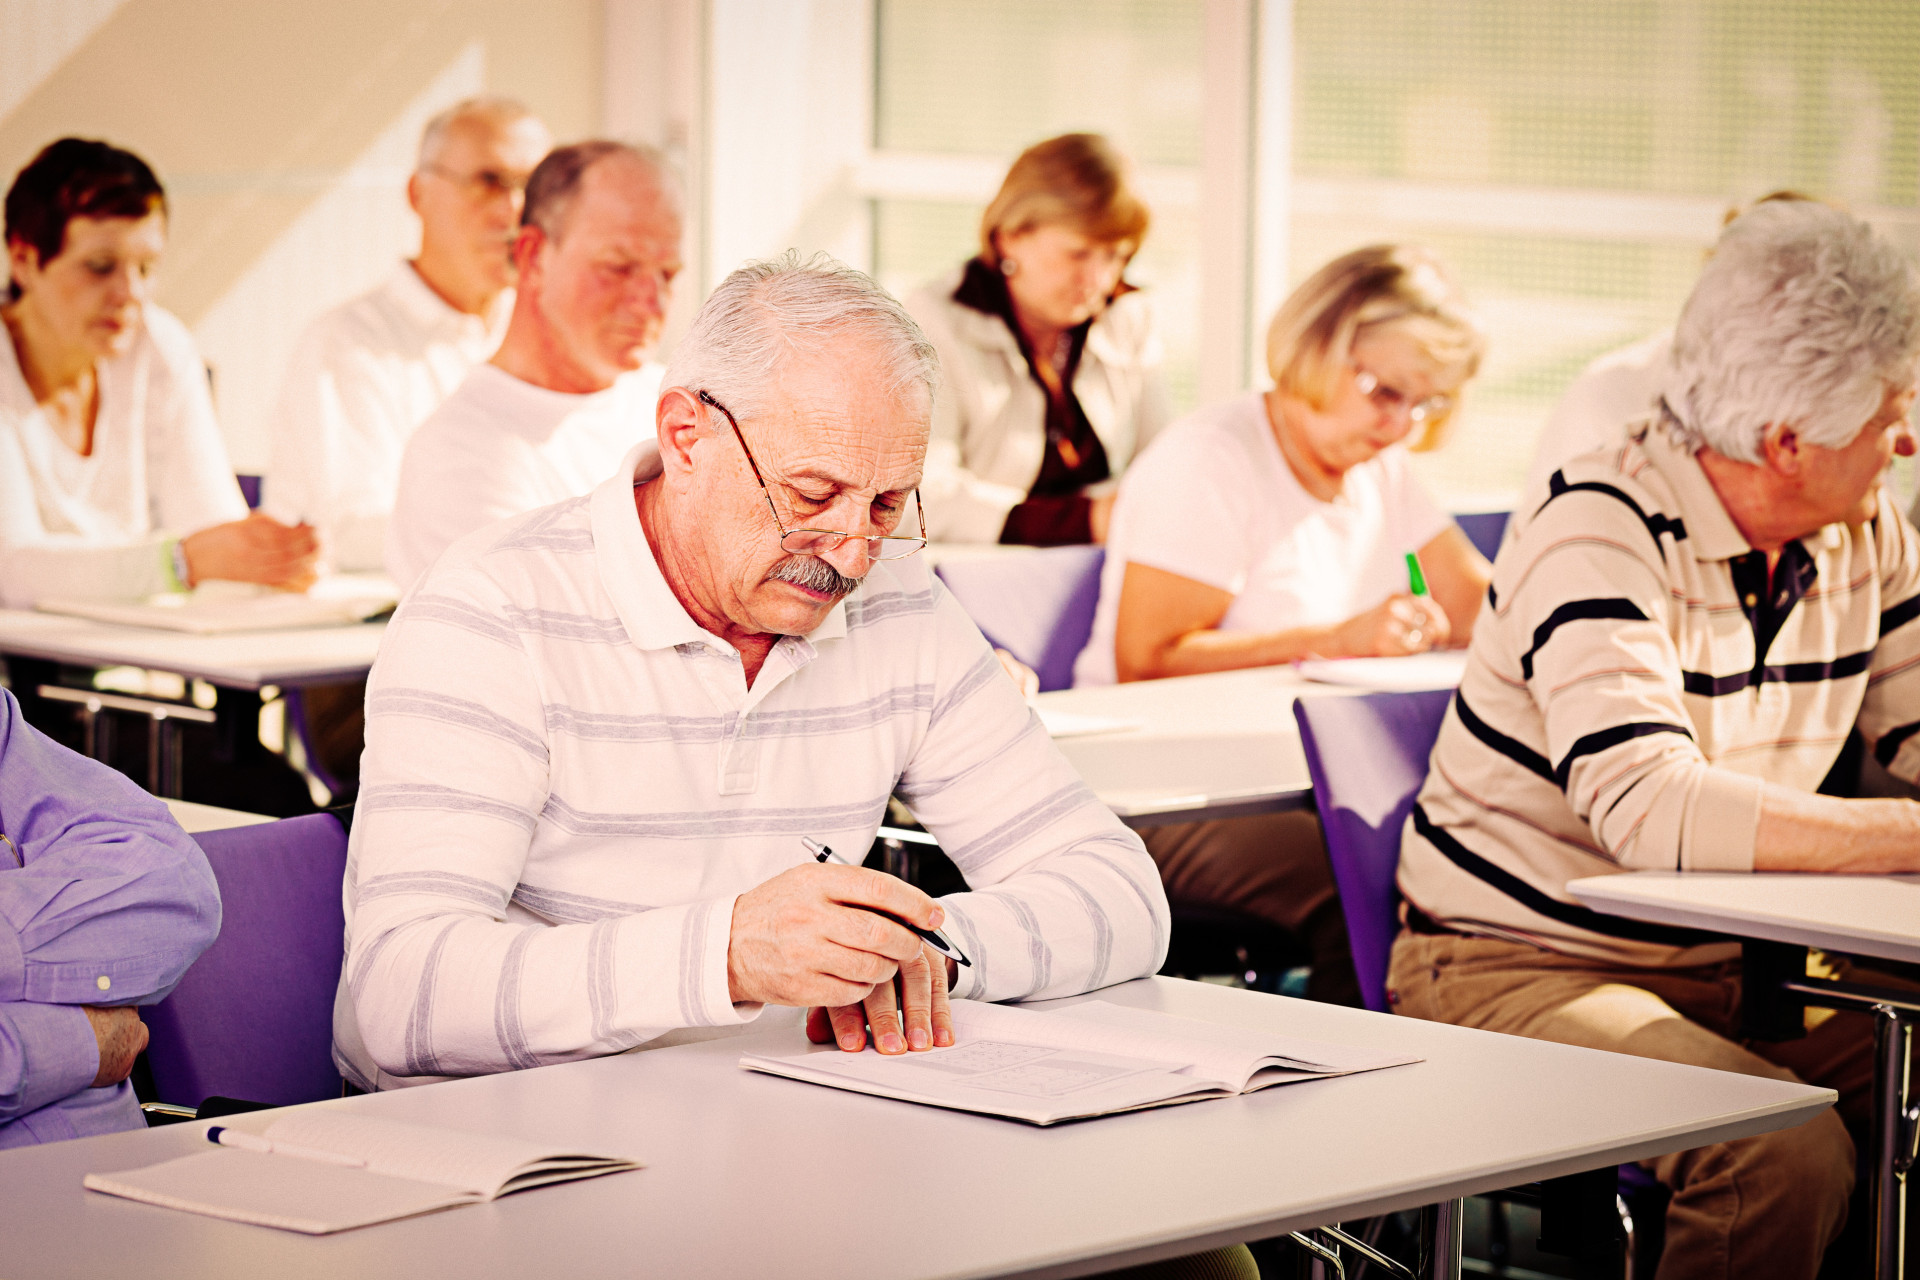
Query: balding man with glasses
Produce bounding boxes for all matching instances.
[335,252,1170,1096]
[266,97,551,572]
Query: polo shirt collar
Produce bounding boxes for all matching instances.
[1637,422,1751,562]
[590,441,851,652]
[386,261,511,338]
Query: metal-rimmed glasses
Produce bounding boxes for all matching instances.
[1353,363,1452,427]
[697,389,929,561]
[419,162,531,202]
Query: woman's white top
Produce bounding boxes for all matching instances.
[1522,328,1671,497]
[0,304,248,608]
[906,267,1173,543]
[1074,391,1452,686]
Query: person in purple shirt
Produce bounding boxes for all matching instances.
[0,687,219,1147]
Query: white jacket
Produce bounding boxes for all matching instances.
[907,267,1173,543]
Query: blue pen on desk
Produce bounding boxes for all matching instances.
[802,837,971,968]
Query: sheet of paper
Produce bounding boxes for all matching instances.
[1293,652,1467,691]
[83,1149,473,1234]
[1037,707,1142,738]
[37,574,398,635]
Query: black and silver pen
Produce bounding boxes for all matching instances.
[802,837,971,967]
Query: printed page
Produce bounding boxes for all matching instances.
[1052,1002,1422,1089]
[745,1037,1227,1125]
[266,1112,603,1199]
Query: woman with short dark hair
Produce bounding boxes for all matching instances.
[0,137,317,608]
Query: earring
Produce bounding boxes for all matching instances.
[1000,257,1018,277]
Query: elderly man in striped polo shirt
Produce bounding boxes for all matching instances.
[334,252,1170,1093]
[1393,200,1920,1278]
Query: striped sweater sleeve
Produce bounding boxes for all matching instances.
[342,571,754,1082]
[896,589,1171,1002]
[1857,491,1920,781]
[1503,482,1762,871]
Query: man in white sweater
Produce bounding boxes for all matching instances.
[336,254,1170,1088]
[265,97,551,570]
[384,140,681,591]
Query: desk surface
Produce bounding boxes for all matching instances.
[0,977,1831,1280]
[1036,667,1349,823]
[0,609,385,689]
[1568,871,1920,966]
[163,799,276,834]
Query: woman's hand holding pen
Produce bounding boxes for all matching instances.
[726,863,954,1054]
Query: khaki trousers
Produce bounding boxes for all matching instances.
[1387,929,1914,1280]
[1142,810,1361,1005]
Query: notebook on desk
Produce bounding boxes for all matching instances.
[83,1111,639,1234]
[37,575,398,634]
[741,998,1419,1125]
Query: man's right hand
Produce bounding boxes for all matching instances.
[181,513,321,591]
[84,1005,147,1088]
[727,862,941,1011]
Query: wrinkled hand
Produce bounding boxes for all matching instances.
[1335,592,1450,657]
[994,648,1040,702]
[181,513,320,592]
[1088,491,1117,544]
[806,940,956,1055]
[727,861,943,1015]
[84,1005,147,1088]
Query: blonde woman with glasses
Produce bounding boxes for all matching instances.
[1070,244,1489,1007]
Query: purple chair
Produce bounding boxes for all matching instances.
[142,812,349,1111]
[1292,689,1454,1012]
[933,545,1105,692]
[1454,510,1510,561]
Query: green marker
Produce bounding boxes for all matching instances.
[1405,551,1429,598]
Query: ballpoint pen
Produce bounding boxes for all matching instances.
[206,1126,366,1167]
[801,837,971,967]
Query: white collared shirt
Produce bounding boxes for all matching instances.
[0,305,248,608]
[263,263,511,570]
[383,360,663,591]
[335,441,1169,1089]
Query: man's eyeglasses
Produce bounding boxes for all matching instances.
[420,163,530,202]
[697,390,929,561]
[1353,363,1452,427]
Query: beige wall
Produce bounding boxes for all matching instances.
[1,0,605,469]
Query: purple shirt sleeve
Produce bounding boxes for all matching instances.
[0,688,220,1135]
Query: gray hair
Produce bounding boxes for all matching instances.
[521,139,678,239]
[1664,200,1920,462]
[416,95,539,170]
[662,251,940,425]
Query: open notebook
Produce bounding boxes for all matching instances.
[83,1111,639,1234]
[38,575,399,634]
[1294,652,1468,691]
[742,999,1419,1126]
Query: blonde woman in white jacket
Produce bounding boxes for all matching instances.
[908,134,1171,545]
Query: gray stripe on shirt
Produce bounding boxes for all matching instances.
[370,688,548,762]
[503,606,631,645]
[359,783,539,833]
[943,780,1096,869]
[400,594,521,648]
[999,892,1052,992]
[512,883,656,923]
[358,870,510,913]
[587,917,619,1044]
[404,919,462,1077]
[1028,867,1113,990]
[493,929,540,1071]
[542,793,890,839]
[927,651,1003,726]
[844,587,937,630]
[678,899,716,1026]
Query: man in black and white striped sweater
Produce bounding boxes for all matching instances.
[1393,200,1920,1278]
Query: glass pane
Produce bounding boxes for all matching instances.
[1293,0,1920,506]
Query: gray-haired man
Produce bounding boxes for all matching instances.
[337,252,1169,1091]
[1393,200,1920,1277]
[384,139,684,590]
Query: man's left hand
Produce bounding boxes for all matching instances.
[807,942,957,1054]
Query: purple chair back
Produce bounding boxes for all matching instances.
[1292,689,1454,1012]
[1454,510,1510,561]
[933,546,1105,692]
[143,813,349,1108]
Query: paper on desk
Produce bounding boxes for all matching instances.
[1037,707,1142,738]
[1294,652,1467,691]
[37,574,398,635]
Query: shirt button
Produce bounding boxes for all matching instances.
[1744,594,1757,607]
[95,976,111,991]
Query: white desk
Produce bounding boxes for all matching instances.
[0,608,386,690]
[1569,871,1919,1280]
[0,977,1832,1280]
[1567,871,1920,966]
[163,799,276,834]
